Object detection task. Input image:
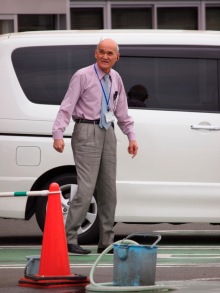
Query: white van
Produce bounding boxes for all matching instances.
[1,30,220,243]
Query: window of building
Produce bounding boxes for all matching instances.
[71,8,103,30]
[0,19,14,34]
[18,15,56,32]
[12,46,95,105]
[206,7,220,30]
[116,55,218,112]
[157,7,198,30]
[112,8,152,29]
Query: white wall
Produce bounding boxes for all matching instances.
[0,0,67,14]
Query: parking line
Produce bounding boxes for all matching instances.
[1,245,220,268]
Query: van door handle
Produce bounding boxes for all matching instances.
[191,125,220,131]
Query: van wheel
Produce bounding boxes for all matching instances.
[35,173,99,244]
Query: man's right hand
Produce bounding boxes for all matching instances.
[53,139,65,153]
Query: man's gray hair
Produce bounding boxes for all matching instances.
[97,38,119,53]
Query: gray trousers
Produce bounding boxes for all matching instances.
[65,122,117,248]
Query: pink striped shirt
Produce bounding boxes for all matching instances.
[52,63,136,141]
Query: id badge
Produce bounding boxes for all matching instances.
[105,111,115,123]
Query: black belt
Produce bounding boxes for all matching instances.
[75,119,114,127]
[75,119,100,124]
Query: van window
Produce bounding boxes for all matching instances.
[12,45,219,112]
[12,45,95,105]
[117,56,219,112]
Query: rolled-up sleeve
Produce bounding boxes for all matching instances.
[52,74,82,139]
[114,77,136,141]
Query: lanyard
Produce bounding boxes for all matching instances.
[94,64,112,107]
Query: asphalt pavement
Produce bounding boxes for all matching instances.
[1,218,220,292]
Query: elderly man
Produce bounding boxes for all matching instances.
[52,38,138,254]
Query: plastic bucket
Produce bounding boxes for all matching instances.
[24,255,40,276]
[113,233,161,286]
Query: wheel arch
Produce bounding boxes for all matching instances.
[24,165,76,220]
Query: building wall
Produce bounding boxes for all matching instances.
[0,0,69,33]
[0,0,68,14]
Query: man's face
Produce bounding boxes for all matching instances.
[95,39,120,73]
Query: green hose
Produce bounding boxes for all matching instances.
[86,239,177,292]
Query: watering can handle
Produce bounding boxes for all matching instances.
[125,233,161,248]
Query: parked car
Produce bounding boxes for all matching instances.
[1,30,220,243]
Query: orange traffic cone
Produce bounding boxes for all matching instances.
[19,182,90,288]
[39,181,70,276]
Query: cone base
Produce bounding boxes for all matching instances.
[18,274,90,289]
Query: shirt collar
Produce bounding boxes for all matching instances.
[95,63,112,80]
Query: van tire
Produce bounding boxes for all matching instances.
[35,172,99,244]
